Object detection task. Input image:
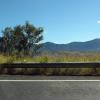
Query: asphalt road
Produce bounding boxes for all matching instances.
[0,81,100,100]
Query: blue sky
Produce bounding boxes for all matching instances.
[0,0,100,43]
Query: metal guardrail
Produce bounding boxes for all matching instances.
[1,62,100,68]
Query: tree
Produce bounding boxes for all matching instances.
[1,27,14,54]
[0,22,43,56]
[23,22,43,56]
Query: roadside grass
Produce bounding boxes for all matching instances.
[1,68,100,76]
[0,53,100,75]
[1,53,100,63]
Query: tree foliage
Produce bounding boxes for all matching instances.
[0,22,43,56]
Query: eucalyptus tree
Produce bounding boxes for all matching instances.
[1,27,14,54]
[23,22,43,56]
[0,22,43,56]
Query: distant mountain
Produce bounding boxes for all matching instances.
[42,38,100,52]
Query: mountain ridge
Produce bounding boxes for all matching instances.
[42,38,100,52]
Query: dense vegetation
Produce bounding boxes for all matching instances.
[0,22,43,57]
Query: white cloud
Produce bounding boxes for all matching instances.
[97,20,100,24]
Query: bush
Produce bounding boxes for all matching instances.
[39,56,48,63]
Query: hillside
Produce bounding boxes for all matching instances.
[42,38,100,52]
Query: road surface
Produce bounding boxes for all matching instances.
[0,75,100,100]
[0,81,100,100]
